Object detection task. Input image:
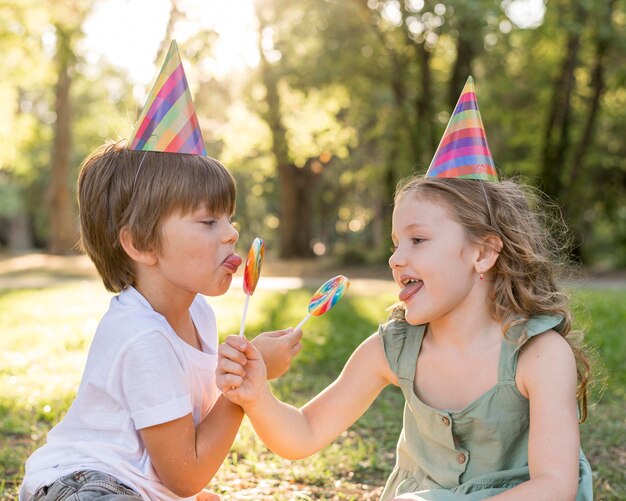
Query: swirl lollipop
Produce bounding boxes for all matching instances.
[295,275,350,331]
[239,238,264,337]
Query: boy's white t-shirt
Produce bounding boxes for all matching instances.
[20,287,221,501]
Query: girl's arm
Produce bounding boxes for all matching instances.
[489,330,580,501]
[217,332,396,460]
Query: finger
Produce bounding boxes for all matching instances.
[239,339,263,361]
[291,340,303,357]
[218,374,243,390]
[218,358,246,378]
[224,334,249,350]
[287,327,303,345]
[219,342,249,366]
[263,328,294,338]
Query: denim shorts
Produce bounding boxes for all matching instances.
[33,470,143,500]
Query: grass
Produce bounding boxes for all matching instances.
[0,279,624,500]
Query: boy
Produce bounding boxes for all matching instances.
[20,41,301,501]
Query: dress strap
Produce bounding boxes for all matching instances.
[396,323,426,384]
[378,315,426,385]
[498,314,566,382]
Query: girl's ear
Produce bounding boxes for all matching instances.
[475,234,503,274]
[119,227,157,266]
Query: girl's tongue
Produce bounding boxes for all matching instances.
[399,280,423,302]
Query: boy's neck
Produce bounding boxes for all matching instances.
[133,275,201,349]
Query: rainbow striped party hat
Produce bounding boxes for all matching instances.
[425,76,498,181]
[129,40,206,155]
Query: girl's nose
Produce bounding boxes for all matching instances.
[388,247,403,270]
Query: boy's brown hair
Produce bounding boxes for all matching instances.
[77,141,236,293]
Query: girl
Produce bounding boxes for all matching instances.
[216,78,592,500]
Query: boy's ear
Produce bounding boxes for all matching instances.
[119,227,157,266]
[475,234,503,273]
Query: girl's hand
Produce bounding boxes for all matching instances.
[251,328,303,379]
[216,335,268,407]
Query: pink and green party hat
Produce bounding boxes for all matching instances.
[129,40,206,155]
[425,76,498,181]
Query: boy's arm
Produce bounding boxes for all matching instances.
[139,395,243,498]
[137,329,300,497]
[217,333,395,460]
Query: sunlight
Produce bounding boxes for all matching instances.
[81,0,259,89]
[503,0,546,29]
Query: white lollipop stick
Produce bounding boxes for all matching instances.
[294,313,311,332]
[239,294,250,337]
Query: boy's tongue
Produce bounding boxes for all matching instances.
[399,280,422,302]
[223,254,243,271]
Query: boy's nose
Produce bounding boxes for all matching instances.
[225,224,239,244]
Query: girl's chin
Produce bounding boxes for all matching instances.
[404,307,430,326]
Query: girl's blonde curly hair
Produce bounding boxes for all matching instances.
[395,176,591,421]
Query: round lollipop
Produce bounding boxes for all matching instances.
[295,275,350,331]
[239,238,264,337]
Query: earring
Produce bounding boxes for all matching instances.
[479,272,484,280]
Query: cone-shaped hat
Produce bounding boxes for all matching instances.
[425,76,497,181]
[129,40,206,155]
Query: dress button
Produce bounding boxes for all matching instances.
[457,453,466,464]
[441,416,450,426]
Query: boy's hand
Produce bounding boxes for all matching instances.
[217,336,268,407]
[251,328,303,379]
[195,489,220,501]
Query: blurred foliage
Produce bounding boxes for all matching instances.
[0,0,624,267]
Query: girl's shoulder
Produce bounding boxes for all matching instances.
[378,307,410,354]
[515,318,577,399]
[505,313,565,347]
[378,307,425,379]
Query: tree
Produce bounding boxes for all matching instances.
[47,1,93,253]
[48,24,77,254]
[252,0,357,258]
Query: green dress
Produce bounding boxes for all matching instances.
[378,312,593,500]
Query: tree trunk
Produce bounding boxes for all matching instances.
[563,0,614,212]
[48,27,77,254]
[563,0,616,263]
[278,161,319,257]
[540,2,587,201]
[256,8,316,258]
[449,25,478,110]
[415,43,436,167]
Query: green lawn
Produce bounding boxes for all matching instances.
[0,281,624,500]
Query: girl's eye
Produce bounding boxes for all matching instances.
[411,238,424,245]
